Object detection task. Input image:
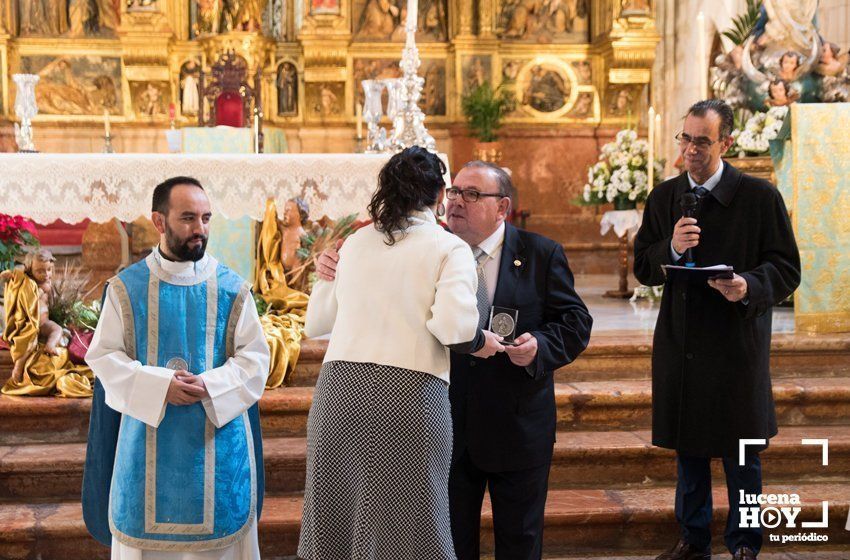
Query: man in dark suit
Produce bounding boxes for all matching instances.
[315,161,592,559]
[444,161,592,560]
[634,100,801,560]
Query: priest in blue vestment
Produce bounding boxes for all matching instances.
[83,176,270,559]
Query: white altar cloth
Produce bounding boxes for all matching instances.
[0,153,449,224]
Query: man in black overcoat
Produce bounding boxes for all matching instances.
[634,99,801,560]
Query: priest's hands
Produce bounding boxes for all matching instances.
[166,371,210,405]
[672,217,700,255]
[504,332,538,367]
[708,274,749,303]
[316,249,339,282]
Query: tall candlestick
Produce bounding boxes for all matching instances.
[356,103,363,139]
[647,106,655,194]
[103,109,110,137]
[697,12,708,100]
[406,0,418,32]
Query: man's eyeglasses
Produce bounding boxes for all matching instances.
[675,132,720,150]
[446,187,506,203]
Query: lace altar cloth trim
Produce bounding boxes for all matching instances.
[599,209,643,241]
[0,153,446,225]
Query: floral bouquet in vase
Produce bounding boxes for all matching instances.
[734,106,788,155]
[581,129,665,210]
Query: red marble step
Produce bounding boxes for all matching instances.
[1,483,848,559]
[2,376,850,444]
[4,427,850,501]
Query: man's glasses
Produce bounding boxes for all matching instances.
[675,132,720,151]
[446,187,506,203]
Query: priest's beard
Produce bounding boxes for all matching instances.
[164,224,208,262]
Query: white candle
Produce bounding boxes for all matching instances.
[406,0,418,31]
[104,109,110,137]
[697,12,708,99]
[356,103,363,139]
[647,106,655,193]
[254,113,259,154]
[654,111,662,178]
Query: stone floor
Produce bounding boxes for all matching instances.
[573,274,796,334]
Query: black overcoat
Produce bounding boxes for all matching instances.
[633,163,801,458]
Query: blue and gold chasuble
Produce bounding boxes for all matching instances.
[82,253,264,552]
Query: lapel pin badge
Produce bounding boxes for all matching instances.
[514,259,522,267]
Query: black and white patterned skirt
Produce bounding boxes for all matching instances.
[297,360,455,560]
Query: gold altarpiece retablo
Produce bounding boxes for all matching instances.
[0,0,659,131]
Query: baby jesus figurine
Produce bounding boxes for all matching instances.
[278,198,309,273]
[1,249,63,383]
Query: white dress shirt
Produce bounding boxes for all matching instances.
[305,208,479,383]
[475,222,506,305]
[87,249,269,560]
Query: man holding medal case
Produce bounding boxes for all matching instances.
[316,160,593,559]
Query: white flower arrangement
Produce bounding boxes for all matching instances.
[582,129,665,208]
[734,106,788,155]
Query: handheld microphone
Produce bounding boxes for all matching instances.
[679,192,699,267]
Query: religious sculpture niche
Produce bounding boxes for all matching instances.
[180,60,201,117]
[498,0,589,43]
[19,55,122,116]
[713,0,850,109]
[353,0,447,42]
[276,62,298,116]
[66,0,119,36]
[131,81,170,118]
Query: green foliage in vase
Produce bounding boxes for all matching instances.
[460,82,515,143]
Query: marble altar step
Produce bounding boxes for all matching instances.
[2,376,849,444]
[2,483,848,559]
[1,332,847,388]
[287,333,850,387]
[3,426,849,501]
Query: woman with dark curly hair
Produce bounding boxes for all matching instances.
[298,146,504,559]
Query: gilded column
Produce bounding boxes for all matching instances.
[457,0,473,37]
[593,0,660,126]
[480,0,494,38]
